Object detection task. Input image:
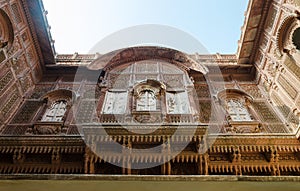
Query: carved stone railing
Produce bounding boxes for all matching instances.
[165,114,195,124]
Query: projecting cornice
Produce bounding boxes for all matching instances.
[237,0,272,64]
[21,0,55,66]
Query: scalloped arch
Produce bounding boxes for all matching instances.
[275,15,299,56]
[0,9,14,50]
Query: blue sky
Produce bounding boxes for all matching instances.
[43,0,248,54]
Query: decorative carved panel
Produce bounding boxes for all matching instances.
[66,125,80,135]
[102,91,127,114]
[271,92,291,118]
[195,85,210,98]
[284,55,300,81]
[199,101,212,123]
[1,86,20,118]
[133,113,162,123]
[11,3,22,24]
[11,101,41,124]
[83,87,102,99]
[240,85,264,99]
[252,101,280,123]
[30,85,54,99]
[225,121,263,134]
[166,92,190,114]
[163,74,184,88]
[265,124,289,133]
[278,74,297,99]
[12,54,29,76]
[107,73,130,89]
[286,0,300,7]
[0,70,13,93]
[33,123,62,135]
[1,125,30,135]
[265,5,277,32]
[19,75,33,94]
[288,113,299,130]
[76,100,96,123]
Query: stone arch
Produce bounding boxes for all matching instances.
[275,15,300,57]
[133,79,166,97]
[87,46,208,74]
[41,89,76,104]
[0,9,14,63]
[0,9,14,50]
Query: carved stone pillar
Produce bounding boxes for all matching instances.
[89,156,95,174]
[122,157,127,175]
[84,147,95,174]
[230,148,242,175]
[203,153,209,175]
[161,161,166,175]
[167,161,171,175]
[161,137,171,175]
[268,148,280,176]
[122,138,132,175]
[198,155,203,175]
[127,158,131,175]
[84,151,90,174]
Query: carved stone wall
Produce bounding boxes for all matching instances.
[255,0,300,135]
[0,1,44,130]
[0,0,300,176]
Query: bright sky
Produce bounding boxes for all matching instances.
[43,0,248,54]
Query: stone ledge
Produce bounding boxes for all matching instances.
[0,174,300,182]
[1,175,300,191]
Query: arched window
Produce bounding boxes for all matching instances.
[42,100,67,122]
[217,89,262,133]
[39,89,74,123]
[136,90,156,111]
[292,27,300,50]
[226,99,252,121]
[0,9,14,63]
[218,89,255,122]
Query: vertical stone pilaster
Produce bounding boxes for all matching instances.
[167,161,171,175]
[203,153,209,175]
